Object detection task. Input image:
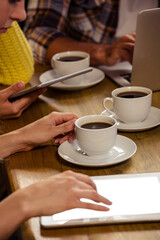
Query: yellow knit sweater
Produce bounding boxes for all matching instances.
[0,21,34,85]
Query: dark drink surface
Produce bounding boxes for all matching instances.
[117,91,148,98]
[57,56,85,62]
[81,122,112,129]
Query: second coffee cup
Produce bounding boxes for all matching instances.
[103,86,152,124]
[51,51,90,85]
[75,115,117,156]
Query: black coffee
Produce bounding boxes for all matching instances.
[81,122,112,129]
[58,56,84,62]
[117,91,148,98]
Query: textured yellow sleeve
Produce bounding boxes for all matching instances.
[0,21,34,85]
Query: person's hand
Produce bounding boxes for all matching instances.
[18,111,78,151]
[0,171,112,240]
[21,171,112,218]
[105,33,135,66]
[0,111,78,159]
[91,33,135,66]
[0,81,46,119]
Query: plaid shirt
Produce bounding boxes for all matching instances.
[24,0,119,63]
[24,0,159,64]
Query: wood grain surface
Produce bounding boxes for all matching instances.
[0,63,160,240]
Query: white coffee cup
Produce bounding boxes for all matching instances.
[75,115,117,156]
[103,86,152,124]
[51,51,90,85]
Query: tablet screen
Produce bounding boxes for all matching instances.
[41,173,160,228]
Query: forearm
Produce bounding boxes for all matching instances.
[0,130,29,160]
[0,190,29,240]
[46,36,108,66]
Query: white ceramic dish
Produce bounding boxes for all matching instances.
[101,107,160,132]
[58,135,137,167]
[39,67,105,91]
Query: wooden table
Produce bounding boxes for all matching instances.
[1,64,160,240]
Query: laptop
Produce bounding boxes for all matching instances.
[99,8,160,91]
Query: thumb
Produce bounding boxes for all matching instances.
[54,120,75,137]
[1,81,25,99]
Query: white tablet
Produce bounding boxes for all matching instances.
[9,67,93,101]
[41,172,160,228]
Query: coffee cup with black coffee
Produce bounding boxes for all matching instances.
[75,115,117,156]
[51,51,90,84]
[103,86,152,123]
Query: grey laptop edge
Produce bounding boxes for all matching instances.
[99,8,160,91]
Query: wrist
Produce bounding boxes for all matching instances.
[90,44,110,66]
[0,129,31,160]
[13,188,34,221]
[0,189,31,239]
[15,185,41,219]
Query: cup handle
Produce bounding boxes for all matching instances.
[103,97,115,116]
[51,59,55,69]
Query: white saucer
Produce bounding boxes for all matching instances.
[39,67,104,91]
[58,135,137,167]
[101,107,160,132]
